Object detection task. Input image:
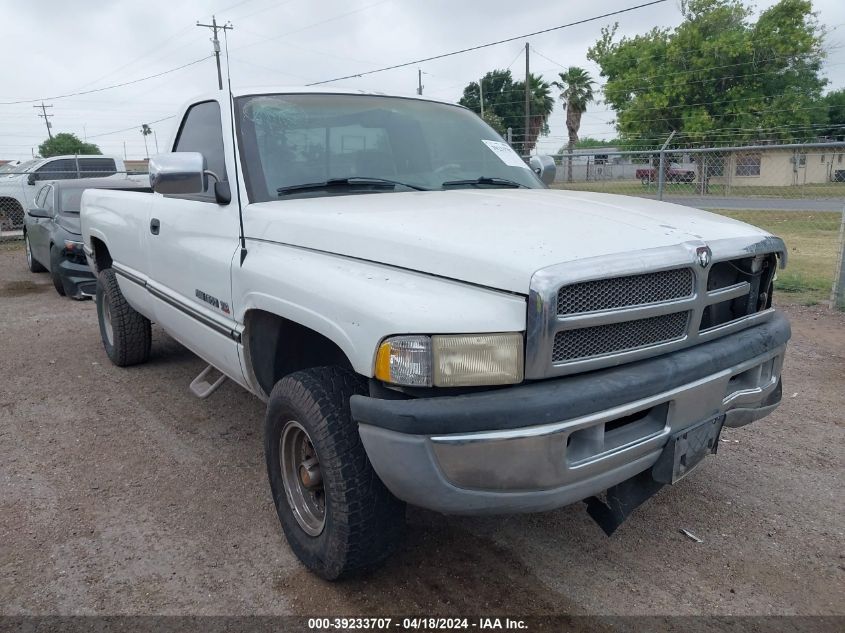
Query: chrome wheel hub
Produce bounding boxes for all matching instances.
[280,420,326,536]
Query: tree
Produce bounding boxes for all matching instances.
[552,67,596,181]
[459,70,555,154]
[588,0,828,150]
[820,89,845,140]
[141,124,152,158]
[38,133,101,158]
[518,73,555,155]
[555,137,619,156]
[481,111,507,136]
[575,137,619,149]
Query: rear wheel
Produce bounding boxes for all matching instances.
[25,234,46,273]
[95,268,151,366]
[50,245,66,296]
[264,367,405,580]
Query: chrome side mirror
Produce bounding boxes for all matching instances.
[27,207,50,218]
[149,152,207,195]
[530,155,557,186]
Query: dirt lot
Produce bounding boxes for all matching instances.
[1,239,843,625]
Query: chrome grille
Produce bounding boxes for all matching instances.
[526,238,785,379]
[557,268,694,315]
[552,311,690,362]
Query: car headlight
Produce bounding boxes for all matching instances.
[375,333,524,387]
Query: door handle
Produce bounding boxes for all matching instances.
[150,218,160,235]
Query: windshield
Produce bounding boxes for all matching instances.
[235,93,543,202]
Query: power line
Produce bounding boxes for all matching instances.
[72,24,198,92]
[305,0,669,86]
[231,0,393,53]
[86,115,177,139]
[0,56,212,106]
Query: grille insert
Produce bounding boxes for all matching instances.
[557,268,694,315]
[552,311,690,362]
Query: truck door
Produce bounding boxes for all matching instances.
[146,100,245,385]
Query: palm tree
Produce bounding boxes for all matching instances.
[519,74,555,155]
[140,124,152,159]
[552,67,595,181]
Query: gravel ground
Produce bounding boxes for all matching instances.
[1,239,843,624]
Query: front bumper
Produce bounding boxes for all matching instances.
[58,256,96,299]
[352,311,790,515]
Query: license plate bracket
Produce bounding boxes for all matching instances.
[652,415,724,484]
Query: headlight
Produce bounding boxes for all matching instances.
[375,333,524,387]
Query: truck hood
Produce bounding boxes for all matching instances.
[245,189,770,294]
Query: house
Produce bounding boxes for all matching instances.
[706,146,845,186]
[125,159,149,175]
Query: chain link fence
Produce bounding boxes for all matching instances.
[549,141,845,309]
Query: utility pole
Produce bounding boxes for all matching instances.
[479,77,484,118]
[524,42,530,157]
[197,15,233,90]
[417,69,423,95]
[34,102,53,139]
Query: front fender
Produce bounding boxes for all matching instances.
[234,240,528,376]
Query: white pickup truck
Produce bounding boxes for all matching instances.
[81,88,790,579]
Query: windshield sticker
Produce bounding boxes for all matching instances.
[482,140,530,169]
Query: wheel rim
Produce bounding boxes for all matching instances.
[25,236,32,267]
[280,420,326,536]
[102,295,114,346]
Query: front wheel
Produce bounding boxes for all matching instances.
[264,367,405,580]
[95,268,151,366]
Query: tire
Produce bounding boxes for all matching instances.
[95,268,151,366]
[264,367,406,580]
[50,245,66,296]
[25,234,46,273]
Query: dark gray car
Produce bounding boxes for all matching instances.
[24,177,150,298]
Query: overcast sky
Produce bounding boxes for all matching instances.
[2,0,844,161]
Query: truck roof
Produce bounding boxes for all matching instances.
[192,86,461,108]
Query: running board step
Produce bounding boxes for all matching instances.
[189,365,227,399]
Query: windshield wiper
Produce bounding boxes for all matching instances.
[277,177,428,195]
[441,176,527,189]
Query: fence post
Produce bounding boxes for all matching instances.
[656,130,676,201]
[507,127,513,147]
[831,206,845,310]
